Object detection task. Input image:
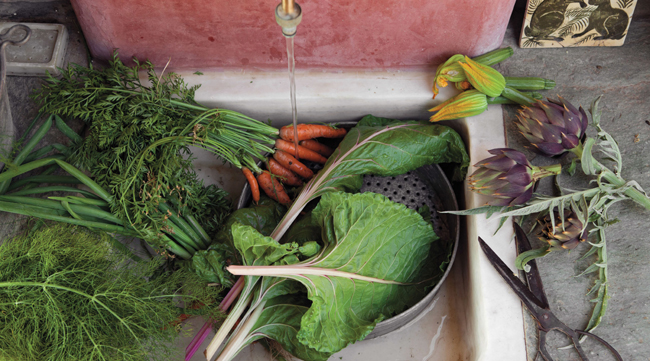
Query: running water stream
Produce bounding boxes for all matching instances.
[286,36,299,158]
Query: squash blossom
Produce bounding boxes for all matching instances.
[455,81,471,91]
[458,56,506,98]
[432,54,466,99]
[433,48,513,99]
[429,90,488,122]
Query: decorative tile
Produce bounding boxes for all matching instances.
[520,0,637,48]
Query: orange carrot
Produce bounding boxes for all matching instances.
[275,139,328,164]
[257,172,291,205]
[268,158,303,186]
[273,150,314,179]
[299,139,334,157]
[279,124,347,142]
[242,167,260,203]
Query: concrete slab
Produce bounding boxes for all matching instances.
[0,0,88,239]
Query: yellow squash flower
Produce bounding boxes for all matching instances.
[429,90,488,122]
[458,56,506,98]
[432,54,466,99]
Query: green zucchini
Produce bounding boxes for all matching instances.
[505,76,555,91]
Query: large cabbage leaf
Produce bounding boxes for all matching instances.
[228,192,437,354]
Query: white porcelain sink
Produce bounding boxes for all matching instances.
[174,68,526,361]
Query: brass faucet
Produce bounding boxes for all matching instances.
[281,0,296,16]
[275,0,302,37]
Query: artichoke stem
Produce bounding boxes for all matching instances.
[571,143,650,210]
[532,163,562,181]
[569,143,584,159]
[601,169,650,211]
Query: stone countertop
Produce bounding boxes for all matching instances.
[497,1,650,360]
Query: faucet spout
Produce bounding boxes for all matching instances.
[275,1,302,37]
[281,0,295,16]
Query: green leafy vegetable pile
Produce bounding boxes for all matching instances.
[30,53,278,247]
[0,55,284,258]
[199,116,470,361]
[0,223,220,361]
[221,191,438,360]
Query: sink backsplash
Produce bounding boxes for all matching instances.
[70,0,516,71]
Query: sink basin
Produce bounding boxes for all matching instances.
[175,68,526,361]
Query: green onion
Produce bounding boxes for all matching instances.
[54,115,83,143]
[0,116,54,194]
[8,185,99,198]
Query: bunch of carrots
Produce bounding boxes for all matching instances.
[241,124,347,205]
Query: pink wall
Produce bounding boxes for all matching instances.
[71,0,516,70]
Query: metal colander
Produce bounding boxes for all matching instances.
[359,168,454,247]
[361,164,459,338]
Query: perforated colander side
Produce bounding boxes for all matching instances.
[359,170,450,244]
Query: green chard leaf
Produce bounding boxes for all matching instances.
[246,295,332,361]
[297,192,438,353]
[228,192,438,355]
[356,114,403,127]
[232,223,301,266]
[191,243,238,287]
[322,117,470,188]
[271,117,469,240]
[191,196,288,285]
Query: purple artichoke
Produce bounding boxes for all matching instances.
[538,209,587,250]
[469,148,561,206]
[516,97,589,156]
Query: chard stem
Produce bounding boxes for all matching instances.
[216,299,266,361]
[227,265,404,285]
[220,277,245,312]
[205,282,255,360]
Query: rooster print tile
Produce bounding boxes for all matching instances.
[520,0,637,47]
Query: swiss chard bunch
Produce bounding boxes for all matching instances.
[216,192,438,360]
[454,96,650,335]
[193,115,470,361]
